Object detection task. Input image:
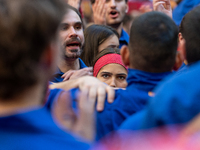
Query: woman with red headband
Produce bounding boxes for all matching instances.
[93,48,128,88]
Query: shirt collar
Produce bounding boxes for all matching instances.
[126,68,172,91]
[119,29,129,44]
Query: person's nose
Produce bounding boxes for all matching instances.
[68,26,78,38]
[109,0,116,9]
[109,77,117,88]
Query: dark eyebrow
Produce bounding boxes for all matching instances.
[74,21,83,26]
[100,72,112,75]
[60,23,69,26]
[116,73,127,76]
[107,45,119,48]
[60,21,83,27]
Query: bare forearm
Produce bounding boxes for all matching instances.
[49,78,80,91]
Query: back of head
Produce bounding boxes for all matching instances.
[81,24,119,66]
[0,0,65,100]
[129,11,178,73]
[180,5,200,64]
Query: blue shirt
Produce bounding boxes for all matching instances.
[51,58,87,83]
[120,61,200,131]
[173,0,200,26]
[119,29,129,49]
[0,89,90,150]
[96,69,171,140]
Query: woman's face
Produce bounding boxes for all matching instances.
[97,63,128,88]
[98,35,119,52]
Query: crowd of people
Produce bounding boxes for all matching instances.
[0,0,200,149]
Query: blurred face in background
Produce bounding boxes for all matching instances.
[98,34,119,52]
[105,0,128,26]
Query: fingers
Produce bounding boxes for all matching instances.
[87,67,93,76]
[52,91,76,130]
[78,76,115,111]
[96,86,106,111]
[88,86,97,107]
[106,86,115,103]
[153,0,171,11]
[63,71,74,81]
[80,88,96,112]
[153,1,165,11]
[76,88,96,141]
[98,0,106,15]
[139,5,153,13]
[92,0,106,24]
[70,67,93,80]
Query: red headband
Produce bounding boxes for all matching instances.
[93,53,127,77]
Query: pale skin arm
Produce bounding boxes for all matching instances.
[153,0,172,18]
[49,76,115,111]
[61,67,93,81]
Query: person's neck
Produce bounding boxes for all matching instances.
[0,83,46,117]
[58,57,80,73]
[108,23,123,37]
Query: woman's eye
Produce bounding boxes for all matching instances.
[118,76,126,80]
[102,74,110,78]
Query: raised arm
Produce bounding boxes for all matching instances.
[153,0,172,18]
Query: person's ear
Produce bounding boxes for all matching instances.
[178,37,187,62]
[121,45,130,66]
[173,51,184,71]
[125,3,129,13]
[178,32,183,42]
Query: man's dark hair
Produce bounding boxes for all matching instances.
[129,11,178,73]
[0,0,65,100]
[81,24,119,66]
[65,4,83,26]
[180,5,200,64]
[91,0,128,4]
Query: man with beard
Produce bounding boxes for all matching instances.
[51,5,92,83]
[91,0,129,49]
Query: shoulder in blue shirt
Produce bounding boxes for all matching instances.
[96,68,172,140]
[172,0,200,26]
[120,61,200,131]
[0,105,90,150]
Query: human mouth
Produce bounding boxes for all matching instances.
[66,42,81,49]
[109,10,119,18]
[65,38,82,50]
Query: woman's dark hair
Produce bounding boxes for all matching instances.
[93,47,120,67]
[91,0,128,4]
[80,24,119,66]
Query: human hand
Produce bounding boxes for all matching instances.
[92,0,107,25]
[153,0,172,18]
[52,90,96,141]
[78,76,115,111]
[61,67,93,81]
[67,0,82,10]
[139,4,153,13]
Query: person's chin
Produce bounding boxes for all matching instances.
[65,50,82,59]
[107,18,121,25]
